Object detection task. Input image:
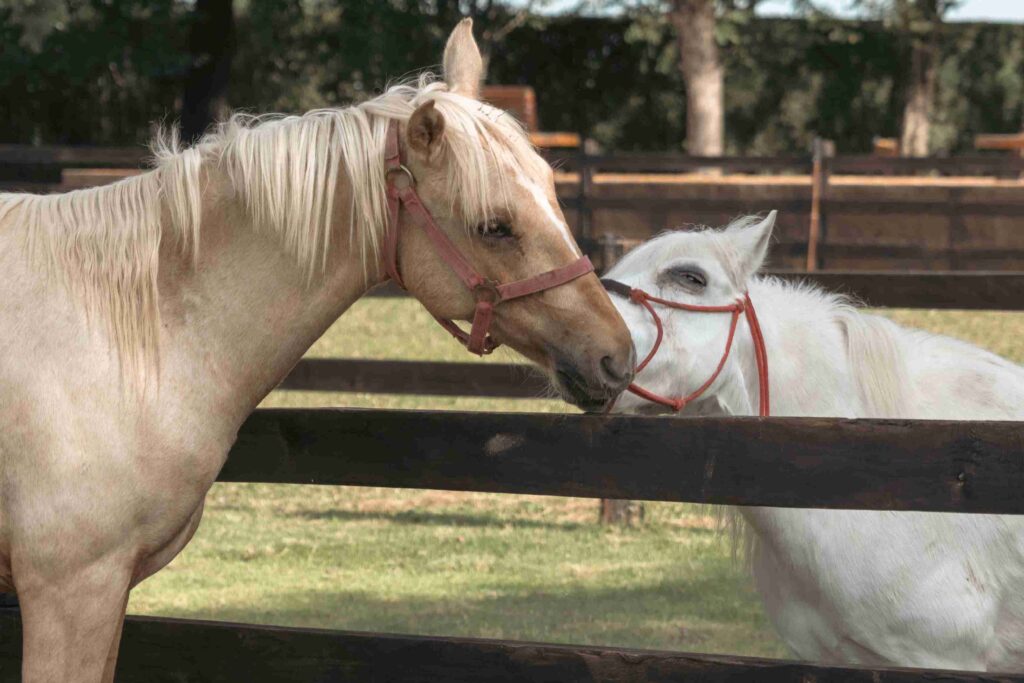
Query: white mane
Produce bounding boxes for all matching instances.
[0,74,535,374]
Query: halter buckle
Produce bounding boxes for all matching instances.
[473,279,502,305]
[386,164,415,190]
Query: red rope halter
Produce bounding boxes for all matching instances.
[602,279,770,416]
[380,121,595,355]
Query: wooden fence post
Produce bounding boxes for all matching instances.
[597,233,644,527]
[577,138,598,250]
[806,137,834,271]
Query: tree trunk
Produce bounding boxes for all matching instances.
[899,36,938,157]
[669,0,724,156]
[599,499,645,526]
[899,2,941,158]
[181,0,235,144]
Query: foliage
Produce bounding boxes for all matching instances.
[0,0,190,145]
[0,1,1021,152]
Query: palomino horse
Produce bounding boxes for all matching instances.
[0,20,634,681]
[604,213,1024,671]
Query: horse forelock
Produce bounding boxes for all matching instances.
[0,73,534,380]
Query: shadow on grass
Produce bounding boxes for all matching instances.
[142,576,786,658]
[288,507,594,532]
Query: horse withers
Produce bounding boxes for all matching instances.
[0,20,633,682]
[604,212,1024,672]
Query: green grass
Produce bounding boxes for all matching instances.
[126,298,1024,657]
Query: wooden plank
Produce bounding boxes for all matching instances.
[559,195,1024,218]
[823,199,1024,217]
[0,611,1018,682]
[220,409,1024,515]
[280,359,546,397]
[559,196,812,213]
[974,133,1024,152]
[548,152,811,174]
[772,271,1024,310]
[832,155,1024,175]
[819,244,1024,266]
[530,131,581,149]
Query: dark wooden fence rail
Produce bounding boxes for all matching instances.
[222,409,1024,515]
[2,610,1019,683]
[545,151,1024,177]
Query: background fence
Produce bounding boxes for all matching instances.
[5,145,1024,272]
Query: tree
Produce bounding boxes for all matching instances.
[898,1,961,156]
[810,0,960,156]
[669,0,724,155]
[665,1,763,155]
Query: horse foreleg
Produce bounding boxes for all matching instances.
[17,563,131,683]
[99,591,130,683]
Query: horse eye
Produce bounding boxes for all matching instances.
[666,267,707,289]
[477,219,514,241]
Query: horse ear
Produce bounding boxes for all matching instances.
[407,100,446,160]
[729,211,776,282]
[443,18,483,98]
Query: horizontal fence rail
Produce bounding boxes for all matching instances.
[222,409,1024,515]
[0,611,1018,683]
[544,151,1024,177]
[780,271,1024,309]
[280,358,547,397]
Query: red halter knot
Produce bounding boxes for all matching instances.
[628,288,646,305]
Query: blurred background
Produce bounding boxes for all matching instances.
[2,0,1022,154]
[3,0,1024,661]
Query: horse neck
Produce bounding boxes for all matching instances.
[722,280,860,419]
[156,163,375,428]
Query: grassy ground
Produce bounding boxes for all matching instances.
[126,298,1024,657]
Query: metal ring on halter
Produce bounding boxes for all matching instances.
[473,280,502,304]
[386,164,415,190]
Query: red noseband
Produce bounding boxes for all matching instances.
[602,279,770,416]
[380,120,595,355]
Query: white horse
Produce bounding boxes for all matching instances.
[605,212,1024,672]
[0,21,634,681]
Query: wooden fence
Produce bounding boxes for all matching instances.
[5,145,1024,272]
[3,147,1024,680]
[546,147,1024,272]
[2,410,1023,681]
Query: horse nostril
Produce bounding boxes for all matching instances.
[600,353,634,388]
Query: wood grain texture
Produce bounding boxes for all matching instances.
[1,612,1020,682]
[279,359,547,397]
[220,410,1024,515]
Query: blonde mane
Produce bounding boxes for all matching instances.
[0,74,535,375]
